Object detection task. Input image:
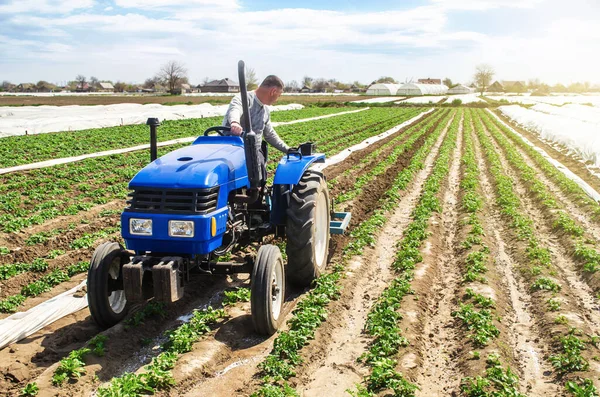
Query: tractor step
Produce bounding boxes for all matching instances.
[330,212,351,235]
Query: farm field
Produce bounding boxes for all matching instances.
[0,94,374,107]
[3,103,600,397]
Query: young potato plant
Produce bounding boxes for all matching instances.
[0,261,88,313]
[97,307,225,395]
[460,354,524,397]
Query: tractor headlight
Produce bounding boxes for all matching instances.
[130,218,152,235]
[169,220,194,238]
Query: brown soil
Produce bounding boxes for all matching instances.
[0,95,373,107]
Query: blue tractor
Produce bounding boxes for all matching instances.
[87,61,351,335]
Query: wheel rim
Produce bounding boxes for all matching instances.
[314,192,328,269]
[107,257,127,314]
[271,260,284,320]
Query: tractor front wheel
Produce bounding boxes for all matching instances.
[286,170,330,287]
[251,244,285,335]
[88,242,129,329]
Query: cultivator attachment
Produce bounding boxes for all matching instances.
[330,212,351,235]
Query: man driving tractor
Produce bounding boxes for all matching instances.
[222,75,290,182]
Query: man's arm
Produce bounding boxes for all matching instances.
[224,95,244,135]
[263,118,290,153]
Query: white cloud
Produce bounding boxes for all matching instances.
[114,0,239,9]
[104,6,113,11]
[431,0,545,10]
[0,0,94,14]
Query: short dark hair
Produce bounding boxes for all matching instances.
[260,75,284,89]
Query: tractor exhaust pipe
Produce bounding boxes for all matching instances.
[238,60,261,192]
[146,117,160,162]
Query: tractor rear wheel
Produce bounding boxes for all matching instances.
[251,244,285,335]
[286,170,330,287]
[88,242,129,329]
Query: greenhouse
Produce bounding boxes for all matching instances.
[365,83,402,96]
[396,83,448,96]
[448,84,475,94]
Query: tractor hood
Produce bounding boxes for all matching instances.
[129,137,248,189]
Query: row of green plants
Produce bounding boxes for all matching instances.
[480,111,600,280]
[251,110,459,397]
[335,109,450,204]
[330,110,438,188]
[0,107,355,168]
[454,114,524,396]
[95,288,253,395]
[472,109,599,396]
[484,110,600,217]
[0,261,89,313]
[347,110,460,397]
[452,113,502,350]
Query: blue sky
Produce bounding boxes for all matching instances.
[0,0,599,86]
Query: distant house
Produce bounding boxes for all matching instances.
[201,78,239,93]
[350,84,361,93]
[180,83,192,93]
[98,82,114,92]
[502,81,527,93]
[488,81,505,92]
[17,83,35,92]
[300,85,312,93]
[418,78,442,85]
[76,83,90,92]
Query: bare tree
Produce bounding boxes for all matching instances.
[302,76,313,87]
[157,60,188,94]
[285,80,299,93]
[1,81,13,91]
[246,67,258,90]
[473,64,494,95]
[443,78,453,88]
[75,74,86,91]
[89,76,99,91]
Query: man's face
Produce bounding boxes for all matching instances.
[266,87,283,105]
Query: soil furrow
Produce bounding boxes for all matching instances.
[412,114,464,395]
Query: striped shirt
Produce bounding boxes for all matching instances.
[222,91,289,154]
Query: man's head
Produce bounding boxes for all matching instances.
[256,75,284,105]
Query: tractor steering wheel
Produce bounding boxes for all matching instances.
[203,126,231,136]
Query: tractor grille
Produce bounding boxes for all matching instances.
[127,187,219,214]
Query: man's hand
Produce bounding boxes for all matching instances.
[230,121,243,136]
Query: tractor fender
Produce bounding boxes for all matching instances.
[273,153,325,185]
